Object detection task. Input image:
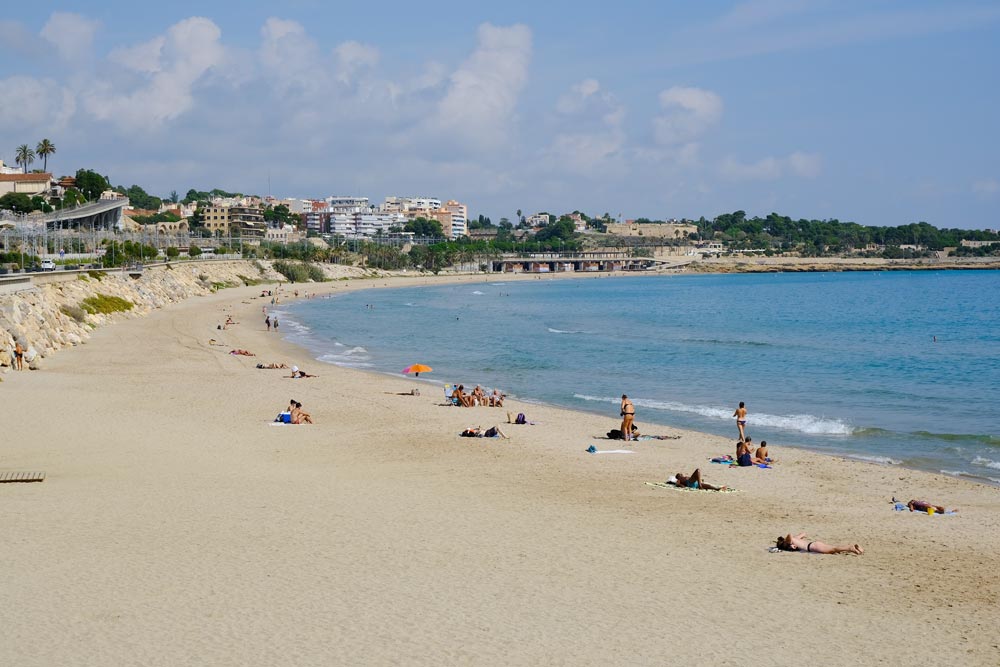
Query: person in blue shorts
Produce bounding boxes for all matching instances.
[672,468,727,491]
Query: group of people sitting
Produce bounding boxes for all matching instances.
[276,399,313,424]
[736,437,771,466]
[451,384,505,407]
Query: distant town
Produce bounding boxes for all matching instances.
[2,144,999,275]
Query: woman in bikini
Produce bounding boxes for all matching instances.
[620,395,636,442]
[734,402,747,440]
[776,533,863,555]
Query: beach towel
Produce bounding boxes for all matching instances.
[586,445,634,454]
[635,435,681,440]
[644,481,739,493]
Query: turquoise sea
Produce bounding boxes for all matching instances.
[278,270,1000,485]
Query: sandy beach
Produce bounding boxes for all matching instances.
[3,272,999,666]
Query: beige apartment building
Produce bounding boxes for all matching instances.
[200,204,231,234]
[198,204,265,238]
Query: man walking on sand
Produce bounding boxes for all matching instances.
[621,394,636,441]
[734,401,747,440]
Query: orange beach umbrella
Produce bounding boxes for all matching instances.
[402,364,433,375]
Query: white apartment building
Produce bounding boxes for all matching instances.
[381,196,442,213]
[278,198,314,215]
[326,196,371,214]
[527,213,550,227]
[330,212,406,238]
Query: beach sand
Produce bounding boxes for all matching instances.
[2,275,999,666]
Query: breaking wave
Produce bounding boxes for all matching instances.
[572,394,856,436]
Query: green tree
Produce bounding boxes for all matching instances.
[115,184,162,211]
[35,139,56,172]
[166,246,180,258]
[404,217,445,238]
[0,192,34,212]
[169,190,179,204]
[75,169,112,201]
[188,245,202,257]
[15,144,35,173]
[62,188,86,207]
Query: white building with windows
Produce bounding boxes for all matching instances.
[527,213,550,227]
[330,211,406,238]
[326,196,372,215]
[442,200,468,238]
[381,196,442,213]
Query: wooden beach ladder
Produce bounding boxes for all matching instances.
[0,471,46,483]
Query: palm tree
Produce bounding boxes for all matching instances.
[15,144,35,173]
[516,208,522,225]
[35,139,56,172]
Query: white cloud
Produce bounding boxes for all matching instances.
[335,41,379,84]
[720,151,822,181]
[259,17,329,98]
[973,178,999,196]
[787,151,822,178]
[0,76,76,131]
[41,12,100,63]
[556,78,601,114]
[82,17,225,132]
[434,23,532,149]
[547,78,626,175]
[109,36,166,74]
[652,86,723,145]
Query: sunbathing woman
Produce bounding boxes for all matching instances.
[257,363,289,369]
[776,533,863,555]
[907,500,957,513]
[671,468,727,491]
[230,349,255,356]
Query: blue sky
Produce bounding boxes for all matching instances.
[1,1,997,228]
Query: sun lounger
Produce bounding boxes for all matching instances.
[0,471,45,483]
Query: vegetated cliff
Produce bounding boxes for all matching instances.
[0,261,287,372]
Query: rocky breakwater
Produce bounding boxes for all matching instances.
[0,261,283,373]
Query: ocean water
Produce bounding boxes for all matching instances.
[277,271,1000,484]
